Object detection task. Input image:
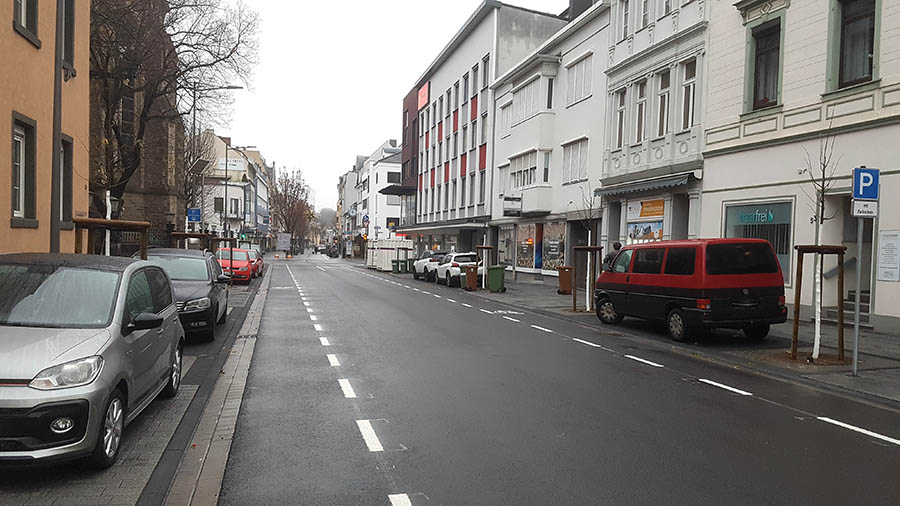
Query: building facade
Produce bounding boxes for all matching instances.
[402,0,569,256]
[701,0,900,330]
[2,0,90,253]
[490,1,610,277]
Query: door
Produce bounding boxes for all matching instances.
[628,248,666,319]
[605,249,634,312]
[122,270,159,403]
[209,256,227,320]
[147,268,178,387]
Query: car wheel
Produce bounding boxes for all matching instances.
[743,323,770,341]
[161,342,183,399]
[596,298,623,324]
[667,308,690,342]
[445,272,452,286]
[413,270,420,280]
[88,388,125,469]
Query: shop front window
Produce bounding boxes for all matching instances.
[517,224,536,269]
[724,201,792,283]
[542,222,566,272]
[499,227,515,266]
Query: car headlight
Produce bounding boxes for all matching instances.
[184,297,211,311]
[30,356,104,390]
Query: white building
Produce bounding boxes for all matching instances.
[337,165,361,256]
[701,0,900,331]
[356,140,402,241]
[490,1,611,276]
[402,0,569,255]
[198,130,258,238]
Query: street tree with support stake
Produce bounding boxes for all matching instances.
[270,169,311,256]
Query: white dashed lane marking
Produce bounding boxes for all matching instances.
[446,298,456,303]
[502,316,520,322]
[319,337,331,346]
[530,324,553,333]
[388,494,413,506]
[461,303,472,308]
[338,379,357,399]
[817,417,900,446]
[309,315,318,321]
[699,379,753,396]
[624,355,665,368]
[479,309,493,314]
[571,338,602,348]
[313,324,324,332]
[327,354,340,367]
[355,419,384,452]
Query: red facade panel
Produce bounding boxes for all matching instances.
[453,110,459,132]
[479,144,487,170]
[460,153,467,174]
[471,96,478,121]
[438,122,443,139]
[430,169,435,188]
[418,174,422,190]
[425,131,430,146]
[444,162,450,181]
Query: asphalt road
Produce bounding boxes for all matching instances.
[220,255,900,506]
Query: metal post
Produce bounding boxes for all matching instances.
[837,250,845,360]
[853,217,863,376]
[791,251,804,360]
[104,190,111,256]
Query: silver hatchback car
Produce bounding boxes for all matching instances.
[0,254,184,468]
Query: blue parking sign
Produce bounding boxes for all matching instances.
[187,207,202,223]
[852,168,879,201]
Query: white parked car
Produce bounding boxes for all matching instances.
[412,251,447,282]
[435,252,484,287]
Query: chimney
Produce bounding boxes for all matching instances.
[568,0,592,20]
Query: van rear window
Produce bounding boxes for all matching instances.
[706,243,779,275]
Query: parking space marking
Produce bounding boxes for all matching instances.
[319,337,331,346]
[388,493,413,506]
[355,419,384,452]
[327,354,341,367]
[699,379,753,396]
[624,355,665,368]
[338,379,357,399]
[817,417,900,446]
[313,323,324,331]
[502,316,520,322]
[530,324,554,333]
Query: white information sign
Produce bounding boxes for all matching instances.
[877,230,900,282]
[851,199,878,218]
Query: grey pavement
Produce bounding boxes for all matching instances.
[221,255,900,505]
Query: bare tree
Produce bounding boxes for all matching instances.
[90,0,259,217]
[568,181,602,311]
[799,126,843,360]
[270,169,311,252]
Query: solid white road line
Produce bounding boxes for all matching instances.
[624,355,665,368]
[319,337,330,346]
[313,324,324,332]
[446,298,456,303]
[698,378,753,396]
[355,420,384,452]
[502,316,520,322]
[327,354,340,367]
[479,308,493,314]
[309,314,318,321]
[530,324,553,333]
[572,338,602,348]
[817,417,900,446]
[388,494,413,506]
[461,303,472,308]
[338,379,357,399]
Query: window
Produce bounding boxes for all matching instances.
[462,74,469,103]
[562,139,589,183]
[62,0,75,69]
[479,171,485,204]
[724,202,792,282]
[460,177,466,208]
[469,174,476,205]
[512,77,541,124]
[439,97,444,121]
[446,90,452,117]
[146,268,173,312]
[641,0,649,29]
[229,198,240,216]
[453,83,459,110]
[839,0,876,88]
[499,104,511,137]
[615,90,626,149]
[124,271,154,322]
[543,151,551,183]
[471,119,478,147]
[661,0,672,16]
[621,0,630,39]
[547,78,554,109]
[664,248,696,275]
[566,55,593,105]
[214,197,224,213]
[472,65,479,96]
[706,243,779,275]
[657,70,670,137]
[482,55,490,89]
[481,114,488,144]
[632,248,665,274]
[681,59,696,130]
[60,136,73,223]
[13,0,39,47]
[752,23,781,110]
[453,133,458,158]
[387,195,401,206]
[612,249,634,273]
[436,185,441,212]
[462,125,469,150]
[430,190,434,213]
[510,151,538,189]
[11,115,36,224]
[452,179,457,208]
[387,172,401,183]
[634,80,647,143]
[362,198,368,211]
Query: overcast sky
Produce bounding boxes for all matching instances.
[228,0,569,211]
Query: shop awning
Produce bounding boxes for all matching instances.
[594,173,692,198]
[379,184,417,196]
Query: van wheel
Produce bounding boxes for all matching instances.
[667,309,690,342]
[743,323,770,341]
[596,299,623,324]
[88,389,126,469]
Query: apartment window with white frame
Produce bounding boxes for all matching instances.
[436,185,441,212]
[454,83,459,110]
[562,139,589,183]
[681,58,697,131]
[621,0,630,40]
[12,126,26,218]
[460,177,466,208]
[472,65,479,97]
[452,179,458,208]
[482,55,490,89]
[445,183,450,209]
[657,70,670,137]
[469,173,476,206]
[463,74,469,104]
[512,77,541,124]
[462,125,468,151]
[542,151,551,183]
[510,151,538,189]
[500,103,511,137]
[481,113,488,144]
[453,133,458,158]
[471,119,478,147]
[661,0,672,16]
[566,55,593,106]
[640,0,649,29]
[634,80,647,143]
[615,90,626,149]
[547,78,554,109]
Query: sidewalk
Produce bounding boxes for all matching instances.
[362,260,900,406]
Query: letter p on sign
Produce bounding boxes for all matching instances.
[852,168,880,201]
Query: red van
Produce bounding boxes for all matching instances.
[594,239,787,342]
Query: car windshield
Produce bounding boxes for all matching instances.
[247,251,258,260]
[148,255,209,281]
[706,243,779,275]
[0,264,120,328]
[217,250,249,262]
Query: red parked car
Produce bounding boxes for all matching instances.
[217,248,253,283]
[247,249,264,278]
[594,239,787,342]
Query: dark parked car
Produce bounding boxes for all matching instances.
[0,254,184,468]
[594,239,787,342]
[144,249,229,341]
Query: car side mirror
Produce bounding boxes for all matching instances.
[216,274,231,284]
[127,312,164,333]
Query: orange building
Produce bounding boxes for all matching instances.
[1,0,90,253]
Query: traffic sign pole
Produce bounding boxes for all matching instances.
[850,166,879,376]
[854,215,862,376]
